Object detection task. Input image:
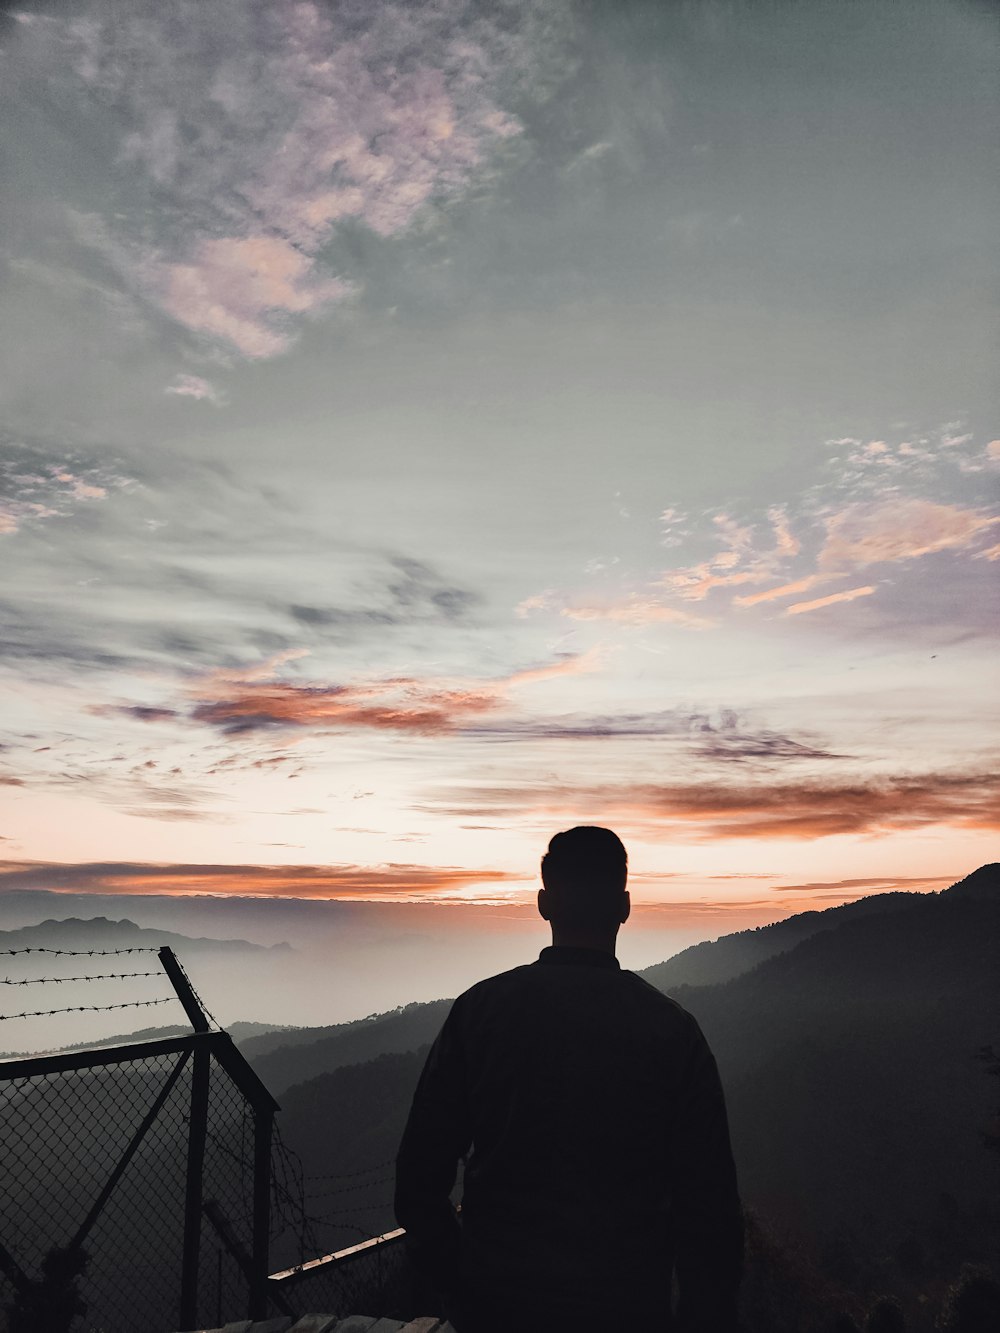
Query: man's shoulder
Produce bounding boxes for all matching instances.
[453,959,697,1025]
[619,968,700,1024]
[452,962,537,1004]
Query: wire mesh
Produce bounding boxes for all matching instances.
[0,1040,269,1333]
[0,1050,190,1332]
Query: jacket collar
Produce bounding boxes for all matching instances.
[537,945,620,970]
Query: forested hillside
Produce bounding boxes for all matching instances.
[248,998,451,1096]
[265,868,999,1329]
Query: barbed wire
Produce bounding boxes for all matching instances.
[313,1201,395,1221]
[271,1120,323,1261]
[2,971,163,986]
[1,947,159,956]
[305,1172,395,1200]
[0,997,174,1021]
[292,1214,391,1242]
[303,1155,397,1183]
[169,952,222,1031]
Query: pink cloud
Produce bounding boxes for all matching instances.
[561,599,712,629]
[784,585,876,616]
[55,0,552,358]
[819,499,1000,570]
[157,236,350,359]
[177,648,602,736]
[733,574,830,608]
[165,373,225,404]
[0,460,122,536]
[659,508,801,602]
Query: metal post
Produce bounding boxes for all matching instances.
[179,1042,210,1330]
[158,947,210,1033]
[249,1104,274,1319]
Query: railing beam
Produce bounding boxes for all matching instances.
[249,1103,274,1318]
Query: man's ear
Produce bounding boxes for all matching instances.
[537,887,551,921]
[620,890,631,925]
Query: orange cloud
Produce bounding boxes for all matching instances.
[0,860,518,901]
[772,874,956,894]
[186,650,600,735]
[734,573,830,607]
[422,771,1000,841]
[785,585,876,616]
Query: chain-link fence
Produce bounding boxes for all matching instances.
[0,943,436,1330]
[0,1030,277,1333]
[0,945,279,1333]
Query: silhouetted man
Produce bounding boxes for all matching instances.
[394,826,743,1332]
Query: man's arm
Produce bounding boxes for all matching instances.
[394,1003,472,1298]
[670,1014,744,1333]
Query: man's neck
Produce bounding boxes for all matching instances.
[548,930,618,956]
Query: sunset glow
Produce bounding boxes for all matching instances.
[1,0,997,938]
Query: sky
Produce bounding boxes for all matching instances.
[1,0,998,1005]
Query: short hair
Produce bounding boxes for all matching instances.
[540,826,628,928]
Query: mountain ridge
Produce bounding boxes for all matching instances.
[0,915,293,955]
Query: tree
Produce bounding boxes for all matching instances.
[937,1265,1000,1333]
[864,1295,906,1332]
[5,1247,87,1333]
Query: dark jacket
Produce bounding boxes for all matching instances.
[395,945,743,1332]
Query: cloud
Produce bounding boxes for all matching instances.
[40,0,563,357]
[110,706,180,723]
[784,585,876,616]
[818,499,1000,571]
[165,373,225,404]
[464,709,842,760]
[176,647,601,736]
[733,574,830,607]
[512,424,1000,634]
[155,236,351,359]
[772,874,957,894]
[560,599,713,629]
[0,859,517,901]
[419,770,1000,840]
[0,440,128,536]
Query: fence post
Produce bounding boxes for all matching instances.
[249,1102,274,1319]
[159,947,212,1332]
[180,1042,210,1329]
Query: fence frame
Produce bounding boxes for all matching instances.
[0,1026,280,1330]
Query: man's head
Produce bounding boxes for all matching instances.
[538,826,630,945]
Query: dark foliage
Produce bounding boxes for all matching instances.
[3,1246,87,1333]
[249,999,450,1097]
[936,1266,1000,1333]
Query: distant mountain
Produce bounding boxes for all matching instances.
[638,889,927,991]
[678,889,998,1239]
[0,1018,298,1058]
[248,999,451,1096]
[267,866,999,1267]
[249,880,964,1094]
[0,915,293,955]
[943,861,999,900]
